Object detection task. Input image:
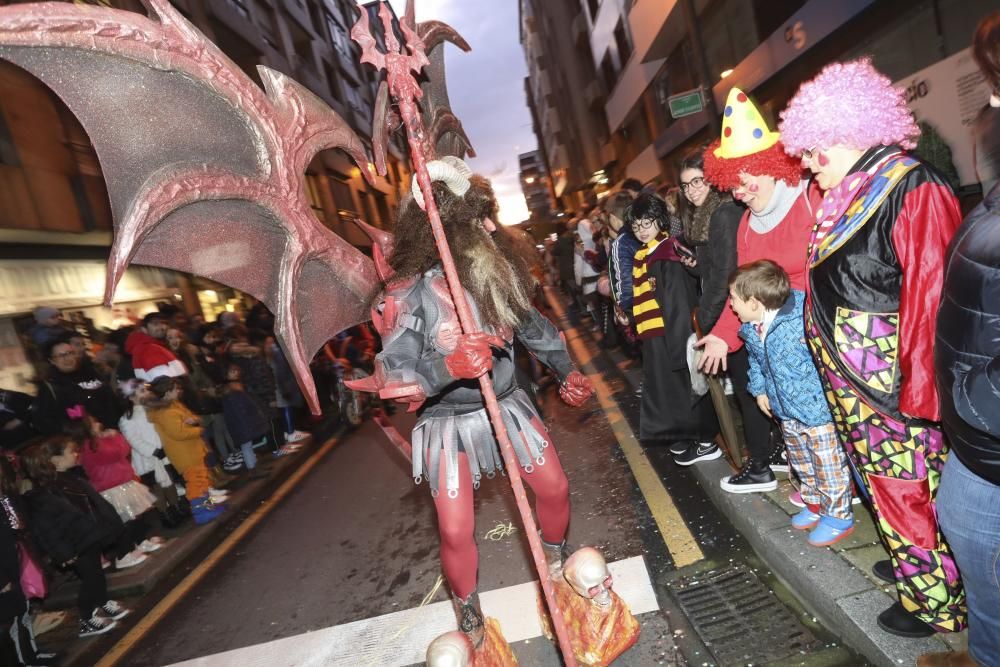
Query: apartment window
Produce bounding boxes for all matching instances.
[613,19,633,66]
[225,0,250,20]
[600,52,618,92]
[325,9,353,59]
[304,173,326,221]
[329,175,357,224]
[0,112,19,166]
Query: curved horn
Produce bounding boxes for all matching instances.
[411,158,471,209]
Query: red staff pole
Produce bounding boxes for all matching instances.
[352,6,578,664]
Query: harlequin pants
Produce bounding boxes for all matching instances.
[808,329,966,632]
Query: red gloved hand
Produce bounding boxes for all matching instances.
[559,371,594,407]
[444,332,505,380]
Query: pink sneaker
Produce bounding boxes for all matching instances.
[789,490,805,508]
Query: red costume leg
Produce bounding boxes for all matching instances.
[433,452,478,599]
[522,425,570,544]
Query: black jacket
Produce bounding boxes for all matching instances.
[221,388,270,445]
[689,200,743,334]
[23,472,122,565]
[30,360,123,435]
[936,184,1000,485]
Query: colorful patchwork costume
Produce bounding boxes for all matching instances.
[804,144,965,631]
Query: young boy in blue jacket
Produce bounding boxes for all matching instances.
[729,260,854,546]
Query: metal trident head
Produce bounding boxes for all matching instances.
[351,1,428,98]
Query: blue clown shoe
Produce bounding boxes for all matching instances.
[808,515,855,547]
[191,496,226,525]
[791,507,821,530]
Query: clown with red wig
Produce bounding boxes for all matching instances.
[698,88,829,498]
[779,58,966,637]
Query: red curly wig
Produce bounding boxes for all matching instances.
[702,139,803,191]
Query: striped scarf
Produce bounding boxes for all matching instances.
[632,233,668,339]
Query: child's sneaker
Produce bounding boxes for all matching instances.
[207,488,229,500]
[808,515,855,547]
[97,600,130,621]
[114,549,147,570]
[791,507,821,530]
[137,537,165,553]
[79,614,116,637]
[191,497,226,525]
[285,430,310,443]
[788,490,806,507]
[222,452,244,472]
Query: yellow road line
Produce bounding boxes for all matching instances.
[545,290,704,567]
[96,434,341,667]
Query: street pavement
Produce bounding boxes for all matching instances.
[59,293,882,667]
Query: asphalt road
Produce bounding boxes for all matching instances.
[88,296,862,667]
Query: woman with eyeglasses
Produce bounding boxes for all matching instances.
[628,194,719,457]
[698,87,821,495]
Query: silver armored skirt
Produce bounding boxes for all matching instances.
[412,388,550,497]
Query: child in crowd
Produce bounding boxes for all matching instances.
[266,337,309,445]
[0,457,57,665]
[75,415,165,558]
[729,260,854,546]
[118,380,186,527]
[21,436,132,638]
[221,364,270,479]
[145,378,227,525]
[628,193,719,458]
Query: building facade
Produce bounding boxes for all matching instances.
[518,150,554,221]
[519,0,611,213]
[525,0,997,206]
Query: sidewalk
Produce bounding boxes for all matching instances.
[599,339,970,667]
[37,427,340,664]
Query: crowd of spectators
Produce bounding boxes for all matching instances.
[541,14,999,663]
[0,299,380,662]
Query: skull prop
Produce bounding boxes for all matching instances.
[426,630,473,667]
[563,547,614,608]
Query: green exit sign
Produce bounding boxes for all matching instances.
[668,89,704,119]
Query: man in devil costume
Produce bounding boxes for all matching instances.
[364,157,593,647]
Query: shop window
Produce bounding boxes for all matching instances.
[304,172,326,222]
[0,112,18,166]
[329,175,357,225]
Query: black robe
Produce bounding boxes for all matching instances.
[639,248,718,442]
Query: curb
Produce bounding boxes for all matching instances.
[44,430,340,610]
[687,458,951,667]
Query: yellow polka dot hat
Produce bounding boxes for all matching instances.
[703,87,802,190]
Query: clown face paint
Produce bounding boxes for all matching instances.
[734,172,776,213]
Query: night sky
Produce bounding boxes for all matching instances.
[383,0,535,224]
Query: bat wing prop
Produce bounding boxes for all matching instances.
[0,0,380,414]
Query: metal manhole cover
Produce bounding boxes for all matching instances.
[667,565,820,666]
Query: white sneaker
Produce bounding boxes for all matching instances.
[97,599,130,621]
[114,549,147,570]
[208,488,229,500]
[137,538,165,553]
[285,430,310,443]
[79,614,116,637]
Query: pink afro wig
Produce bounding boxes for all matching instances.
[702,140,803,191]
[778,58,920,155]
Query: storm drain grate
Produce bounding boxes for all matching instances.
[667,565,820,666]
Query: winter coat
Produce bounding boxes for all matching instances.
[0,504,23,620]
[936,183,1000,485]
[119,405,170,482]
[271,345,304,409]
[221,388,270,445]
[687,200,743,334]
[79,431,137,493]
[125,330,186,381]
[30,363,122,435]
[609,232,642,317]
[23,472,122,565]
[741,291,832,427]
[146,401,208,475]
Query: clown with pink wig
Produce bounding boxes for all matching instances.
[779,58,966,638]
